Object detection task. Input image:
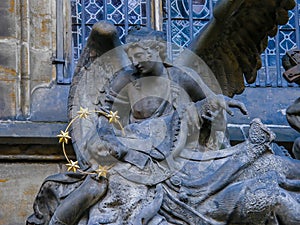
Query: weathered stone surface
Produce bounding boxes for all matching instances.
[0,42,17,69]
[0,40,18,118]
[0,0,16,37]
[0,0,70,121]
[0,163,64,225]
[228,87,300,142]
[30,84,69,122]
[29,0,54,49]
[0,80,17,118]
[30,49,55,88]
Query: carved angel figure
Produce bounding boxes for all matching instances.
[27,0,300,225]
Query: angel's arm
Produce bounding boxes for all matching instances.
[172,67,247,117]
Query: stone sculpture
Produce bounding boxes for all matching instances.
[283,49,300,159]
[27,0,299,224]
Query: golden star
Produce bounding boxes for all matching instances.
[66,160,80,172]
[95,165,110,178]
[106,111,120,124]
[77,107,91,119]
[57,130,71,144]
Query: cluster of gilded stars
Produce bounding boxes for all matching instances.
[57,107,123,178]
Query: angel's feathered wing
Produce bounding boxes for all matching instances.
[176,0,296,97]
[68,21,130,168]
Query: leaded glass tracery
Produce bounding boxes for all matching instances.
[163,0,300,87]
[71,0,300,87]
[71,0,150,60]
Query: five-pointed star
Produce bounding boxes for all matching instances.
[66,160,80,172]
[57,130,71,144]
[95,165,110,178]
[107,111,120,124]
[77,107,91,119]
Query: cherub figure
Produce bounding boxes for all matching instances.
[96,25,248,170]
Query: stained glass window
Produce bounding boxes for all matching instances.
[71,0,151,61]
[162,0,300,87]
[71,0,300,87]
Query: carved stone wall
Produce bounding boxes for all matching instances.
[0,0,72,121]
[0,1,72,224]
[0,163,64,225]
[0,0,54,119]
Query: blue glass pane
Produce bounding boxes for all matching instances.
[72,25,80,60]
[71,0,300,87]
[169,0,210,19]
[106,0,148,25]
[163,0,300,87]
[116,26,126,42]
[84,0,104,23]
[71,0,82,24]
[193,20,208,36]
[280,10,295,29]
[85,25,93,39]
[72,25,83,59]
[107,0,125,24]
[279,30,297,54]
[171,20,191,47]
[128,1,147,24]
[192,0,210,19]
[72,0,149,61]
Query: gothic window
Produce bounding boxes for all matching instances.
[70,0,300,87]
[71,0,152,61]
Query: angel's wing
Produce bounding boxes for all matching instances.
[176,0,296,97]
[68,21,131,168]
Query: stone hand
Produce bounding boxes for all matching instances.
[200,95,248,122]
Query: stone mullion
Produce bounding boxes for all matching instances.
[17,0,31,119]
[63,0,73,81]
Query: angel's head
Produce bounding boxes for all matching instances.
[124,26,168,75]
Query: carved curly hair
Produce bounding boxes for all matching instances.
[124,25,168,61]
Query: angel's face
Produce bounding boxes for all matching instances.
[127,45,161,75]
